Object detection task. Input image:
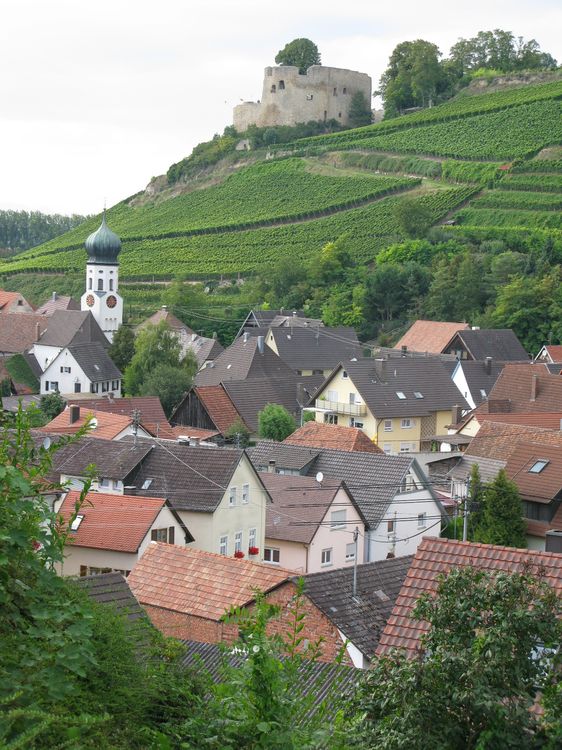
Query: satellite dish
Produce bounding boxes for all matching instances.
[42,437,51,450]
[315,471,324,484]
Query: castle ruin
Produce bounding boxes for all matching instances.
[233,65,372,132]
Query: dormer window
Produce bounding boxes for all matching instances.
[529,460,549,474]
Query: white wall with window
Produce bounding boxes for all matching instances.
[40,347,121,397]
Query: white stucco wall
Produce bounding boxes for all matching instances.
[33,343,62,371]
[40,348,121,397]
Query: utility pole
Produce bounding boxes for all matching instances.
[131,409,141,447]
[463,475,471,542]
[352,526,359,597]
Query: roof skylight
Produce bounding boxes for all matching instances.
[70,514,84,531]
[141,478,153,489]
[414,392,423,399]
[529,460,549,474]
[396,391,406,399]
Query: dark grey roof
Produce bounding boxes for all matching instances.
[24,351,42,378]
[85,214,121,265]
[249,441,320,472]
[1,394,42,412]
[66,341,122,382]
[38,310,109,349]
[195,336,295,387]
[456,360,506,406]
[74,572,145,622]
[319,358,469,419]
[53,437,153,480]
[269,327,361,372]
[180,640,359,721]
[448,454,506,483]
[448,329,529,361]
[300,555,413,658]
[545,363,562,375]
[122,438,244,512]
[190,337,224,366]
[223,377,300,432]
[250,440,418,527]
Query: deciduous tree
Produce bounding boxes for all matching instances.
[275,38,321,74]
[258,403,296,441]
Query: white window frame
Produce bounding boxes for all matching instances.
[417,512,427,528]
[330,509,346,529]
[326,389,338,402]
[321,548,333,566]
[242,484,250,504]
[219,535,228,555]
[264,547,280,564]
[235,530,243,553]
[401,418,412,429]
[383,443,392,454]
[384,419,392,432]
[229,487,237,507]
[248,528,257,548]
[99,478,110,489]
[400,442,412,453]
[345,543,356,562]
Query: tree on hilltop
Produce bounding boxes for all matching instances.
[275,38,321,74]
[348,91,372,127]
[378,40,444,117]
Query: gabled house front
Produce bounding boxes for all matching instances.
[39,341,122,397]
[310,358,469,454]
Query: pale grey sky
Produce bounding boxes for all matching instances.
[1,0,560,215]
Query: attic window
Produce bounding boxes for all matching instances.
[396,391,406,399]
[94,364,100,371]
[142,478,153,489]
[480,389,487,398]
[227,364,232,369]
[342,370,348,379]
[70,514,84,531]
[529,460,549,474]
[414,392,423,399]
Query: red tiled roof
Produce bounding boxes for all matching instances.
[196,385,244,434]
[128,543,291,620]
[476,364,562,415]
[284,421,382,454]
[394,320,468,354]
[545,345,562,363]
[57,490,165,552]
[156,424,220,441]
[41,408,134,440]
[479,412,562,430]
[505,442,562,502]
[377,538,562,656]
[0,290,32,311]
[66,396,168,428]
[0,312,48,354]
[136,308,194,334]
[466,421,562,462]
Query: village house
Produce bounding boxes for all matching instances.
[35,292,80,316]
[31,310,109,371]
[0,289,34,313]
[236,309,322,338]
[39,342,122,396]
[42,405,152,440]
[535,344,562,365]
[283,421,382,454]
[377,537,562,656]
[261,473,367,573]
[0,313,49,357]
[264,325,361,377]
[309,357,469,453]
[441,328,528,362]
[394,319,469,354]
[450,357,506,409]
[250,440,445,561]
[55,490,192,577]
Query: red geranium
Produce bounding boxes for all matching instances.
[234,550,245,559]
[248,546,259,556]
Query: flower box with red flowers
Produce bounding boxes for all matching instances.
[233,550,245,559]
[248,546,259,556]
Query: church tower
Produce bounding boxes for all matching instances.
[80,212,123,342]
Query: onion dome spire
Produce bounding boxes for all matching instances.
[85,210,121,264]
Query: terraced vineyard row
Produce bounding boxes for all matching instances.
[455,207,562,230]
[280,79,562,149]
[327,102,562,161]
[471,190,562,211]
[1,187,474,278]
[7,161,417,264]
[512,159,562,173]
[496,174,562,192]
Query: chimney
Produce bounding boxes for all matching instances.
[268,459,276,474]
[35,322,41,341]
[296,382,306,406]
[52,291,57,301]
[545,530,562,554]
[401,345,407,357]
[530,373,538,402]
[374,358,386,381]
[124,485,136,496]
[257,335,265,355]
[243,332,249,343]
[292,310,297,318]
[161,305,168,311]
[484,356,492,375]
[451,404,463,425]
[191,333,197,342]
[68,405,80,424]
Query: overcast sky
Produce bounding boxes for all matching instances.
[1,0,560,215]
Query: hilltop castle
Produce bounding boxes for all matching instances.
[233,65,372,131]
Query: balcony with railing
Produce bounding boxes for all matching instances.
[314,399,367,416]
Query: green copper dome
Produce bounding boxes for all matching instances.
[85,212,121,264]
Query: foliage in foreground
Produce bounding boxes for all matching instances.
[352,565,562,749]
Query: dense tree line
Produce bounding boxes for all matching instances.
[379,30,558,118]
[0,209,88,254]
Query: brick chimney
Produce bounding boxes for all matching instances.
[68,405,80,424]
[530,373,538,402]
[268,460,276,473]
[484,356,492,375]
[35,322,41,341]
[374,358,387,381]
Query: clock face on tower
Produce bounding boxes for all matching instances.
[106,295,117,309]
[86,294,95,308]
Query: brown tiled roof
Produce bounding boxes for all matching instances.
[262,473,345,544]
[479,412,562,430]
[42,408,134,440]
[0,313,48,353]
[377,538,562,656]
[155,424,221,441]
[58,491,165,552]
[526,505,562,538]
[544,345,562,363]
[476,363,562,415]
[0,290,32,311]
[67,396,169,433]
[195,336,295,387]
[284,421,382,454]
[504,442,562,502]
[128,543,291,620]
[394,320,468,354]
[35,295,80,315]
[135,308,194,335]
[196,385,245,433]
[465,421,562,462]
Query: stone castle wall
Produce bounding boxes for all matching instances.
[233,65,372,131]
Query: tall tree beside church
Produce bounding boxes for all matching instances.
[378,40,444,118]
[275,38,321,74]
